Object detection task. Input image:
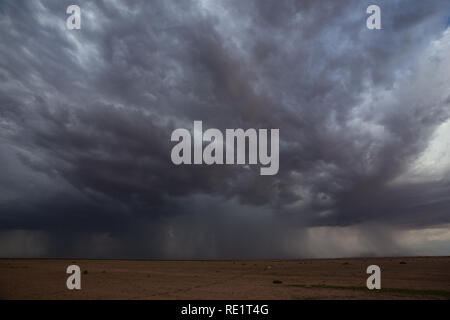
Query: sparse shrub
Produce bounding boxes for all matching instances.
[273,280,283,284]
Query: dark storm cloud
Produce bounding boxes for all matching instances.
[1,0,450,258]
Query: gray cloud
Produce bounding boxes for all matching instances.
[1,0,450,258]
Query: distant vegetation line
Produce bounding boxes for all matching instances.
[288,284,450,298]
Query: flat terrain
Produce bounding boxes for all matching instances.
[0,257,449,300]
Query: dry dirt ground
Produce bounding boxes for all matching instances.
[0,257,449,300]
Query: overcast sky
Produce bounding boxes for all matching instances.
[1,0,450,259]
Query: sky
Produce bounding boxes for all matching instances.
[1,0,450,259]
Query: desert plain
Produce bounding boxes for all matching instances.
[0,257,449,300]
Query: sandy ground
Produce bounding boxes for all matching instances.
[0,257,449,300]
